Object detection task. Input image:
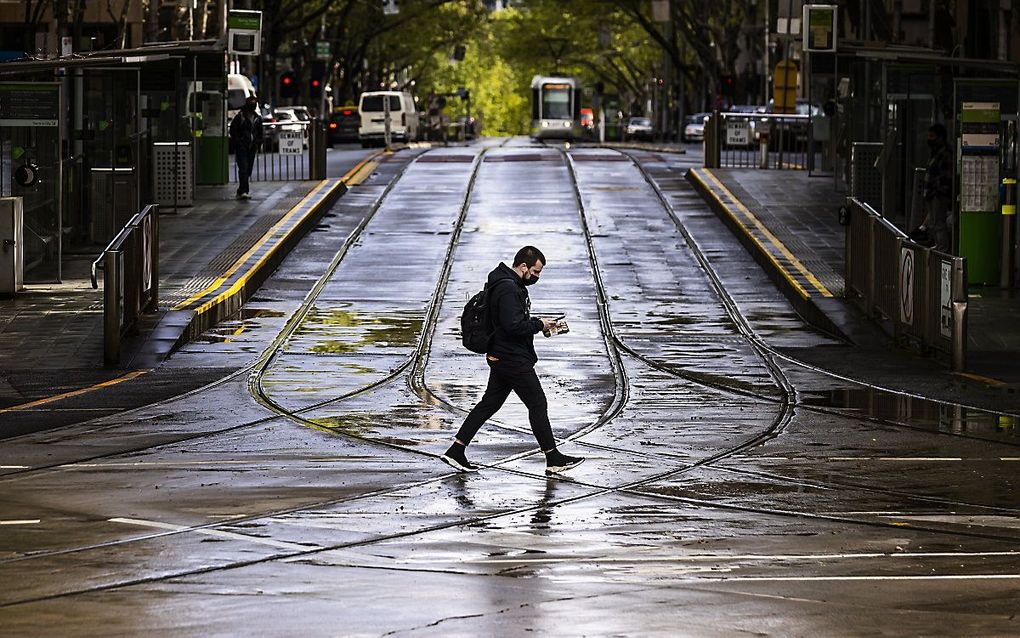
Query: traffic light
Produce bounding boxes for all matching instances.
[721,74,735,98]
[280,70,299,99]
[310,60,326,100]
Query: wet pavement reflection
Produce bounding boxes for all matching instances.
[1,140,1019,635]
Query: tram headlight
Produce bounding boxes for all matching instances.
[562,121,570,127]
[541,120,549,128]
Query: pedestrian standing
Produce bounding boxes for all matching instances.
[915,123,954,251]
[442,246,584,475]
[229,95,264,200]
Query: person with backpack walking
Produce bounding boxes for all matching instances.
[229,94,264,200]
[442,246,585,474]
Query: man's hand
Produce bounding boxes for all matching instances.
[540,318,558,332]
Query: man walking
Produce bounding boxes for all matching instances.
[442,246,584,475]
[229,95,263,200]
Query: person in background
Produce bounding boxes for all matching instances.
[229,95,264,200]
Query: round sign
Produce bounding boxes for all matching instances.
[899,248,914,325]
[13,162,39,188]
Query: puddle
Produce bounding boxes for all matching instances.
[801,388,1019,437]
[294,308,423,354]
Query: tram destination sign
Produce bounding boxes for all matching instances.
[0,83,59,127]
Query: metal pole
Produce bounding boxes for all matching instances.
[384,95,392,150]
[104,250,121,366]
[951,259,967,372]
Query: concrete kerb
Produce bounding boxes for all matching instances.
[601,142,687,154]
[685,167,850,342]
[165,151,385,353]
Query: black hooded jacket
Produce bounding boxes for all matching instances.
[486,263,543,365]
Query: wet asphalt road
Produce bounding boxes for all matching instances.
[1,138,1020,636]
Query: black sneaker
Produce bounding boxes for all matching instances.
[545,452,584,474]
[441,445,479,473]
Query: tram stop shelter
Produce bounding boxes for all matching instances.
[817,42,1020,288]
[0,40,228,284]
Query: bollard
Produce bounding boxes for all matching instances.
[951,300,967,372]
[758,132,769,169]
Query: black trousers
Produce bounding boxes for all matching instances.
[455,358,556,452]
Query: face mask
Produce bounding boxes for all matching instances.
[523,274,539,286]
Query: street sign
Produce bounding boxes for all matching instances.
[899,246,915,325]
[316,42,331,60]
[726,120,750,146]
[803,4,837,53]
[0,83,60,127]
[278,131,303,155]
[228,10,262,56]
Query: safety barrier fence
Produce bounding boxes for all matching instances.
[704,112,812,170]
[232,118,327,183]
[844,197,967,370]
[91,203,159,366]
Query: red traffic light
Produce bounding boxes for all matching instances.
[311,79,321,87]
[282,76,293,85]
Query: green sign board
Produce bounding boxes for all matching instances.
[316,42,331,60]
[0,83,60,127]
[227,10,261,31]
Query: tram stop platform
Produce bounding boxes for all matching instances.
[688,166,1020,400]
[0,153,380,421]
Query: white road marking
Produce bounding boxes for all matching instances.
[108,517,321,551]
[879,457,963,462]
[702,574,1020,582]
[405,551,1020,566]
[0,465,30,469]
[885,515,1020,530]
[0,519,41,525]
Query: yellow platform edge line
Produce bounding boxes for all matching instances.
[689,169,810,300]
[172,179,330,310]
[173,151,383,311]
[699,168,833,298]
[0,369,148,414]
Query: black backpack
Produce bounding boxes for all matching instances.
[460,281,502,354]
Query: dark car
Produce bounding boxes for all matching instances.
[328,107,360,145]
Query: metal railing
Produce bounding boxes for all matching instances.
[234,118,327,182]
[705,112,812,169]
[91,203,160,366]
[844,197,967,370]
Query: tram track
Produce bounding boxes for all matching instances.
[3,142,1020,609]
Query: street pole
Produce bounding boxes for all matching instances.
[383,96,392,151]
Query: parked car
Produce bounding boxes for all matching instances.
[328,107,361,145]
[683,112,711,142]
[624,116,654,141]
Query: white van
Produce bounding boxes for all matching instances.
[358,91,419,146]
[227,73,257,121]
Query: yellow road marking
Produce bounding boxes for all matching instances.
[697,168,833,298]
[0,369,148,414]
[173,151,383,310]
[954,372,1008,387]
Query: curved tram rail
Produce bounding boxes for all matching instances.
[3,143,1020,611]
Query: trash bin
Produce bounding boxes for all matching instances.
[0,197,24,295]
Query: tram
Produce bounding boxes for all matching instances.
[530,75,583,141]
